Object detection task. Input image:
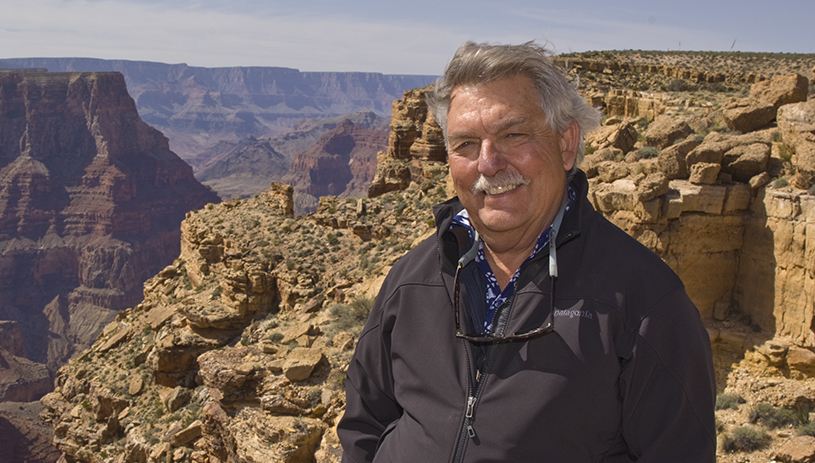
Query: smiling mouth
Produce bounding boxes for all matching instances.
[471,172,531,196]
[483,183,524,195]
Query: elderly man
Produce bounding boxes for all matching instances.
[338,42,716,462]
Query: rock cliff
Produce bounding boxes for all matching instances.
[33,53,815,463]
[282,120,388,215]
[0,70,220,379]
[0,58,437,160]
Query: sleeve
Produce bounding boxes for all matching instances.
[337,292,403,463]
[617,287,717,462]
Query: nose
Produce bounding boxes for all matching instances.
[477,139,507,177]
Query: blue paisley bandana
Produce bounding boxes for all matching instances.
[451,187,575,332]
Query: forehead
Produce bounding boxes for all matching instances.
[447,75,546,132]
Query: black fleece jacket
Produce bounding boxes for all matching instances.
[338,170,716,462]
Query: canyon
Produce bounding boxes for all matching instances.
[2,50,815,462]
[0,70,219,399]
[0,58,436,162]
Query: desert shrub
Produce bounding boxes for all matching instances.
[667,79,689,92]
[721,427,772,452]
[327,296,375,336]
[749,402,799,429]
[716,394,745,411]
[771,131,782,143]
[799,420,815,437]
[779,144,793,162]
[637,146,659,159]
[808,184,815,196]
[774,177,790,188]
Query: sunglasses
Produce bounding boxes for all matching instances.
[453,261,556,344]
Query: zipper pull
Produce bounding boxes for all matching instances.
[466,396,477,418]
[467,424,476,438]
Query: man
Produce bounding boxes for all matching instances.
[338,42,716,462]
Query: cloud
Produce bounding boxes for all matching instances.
[2,0,812,75]
[0,0,468,74]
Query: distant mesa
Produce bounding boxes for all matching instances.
[0,58,437,160]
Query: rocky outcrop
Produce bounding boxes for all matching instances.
[777,100,815,189]
[282,120,387,215]
[39,176,448,463]
[0,70,219,376]
[0,348,52,402]
[749,73,809,109]
[368,85,446,198]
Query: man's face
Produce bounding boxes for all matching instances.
[446,75,577,242]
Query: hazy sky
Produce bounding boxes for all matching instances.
[2,0,812,75]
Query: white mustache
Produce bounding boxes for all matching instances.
[471,171,531,195]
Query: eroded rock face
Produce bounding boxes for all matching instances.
[0,71,219,376]
[368,85,447,198]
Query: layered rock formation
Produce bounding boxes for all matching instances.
[30,55,815,463]
[0,58,436,160]
[191,111,390,201]
[368,85,446,198]
[194,136,289,200]
[282,120,388,215]
[39,179,445,463]
[0,70,219,378]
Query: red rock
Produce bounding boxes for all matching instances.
[0,71,219,377]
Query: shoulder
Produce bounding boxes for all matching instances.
[376,234,444,301]
[569,205,688,317]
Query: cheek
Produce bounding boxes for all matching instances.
[449,157,475,187]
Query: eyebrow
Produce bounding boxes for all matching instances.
[448,116,531,143]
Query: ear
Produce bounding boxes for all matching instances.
[559,122,580,171]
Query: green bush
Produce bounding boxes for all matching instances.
[328,296,374,335]
[749,402,799,429]
[721,427,771,452]
[798,420,815,437]
[774,177,790,188]
[716,394,745,411]
[637,146,660,159]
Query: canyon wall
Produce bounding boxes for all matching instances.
[0,58,437,160]
[0,70,220,379]
[282,119,388,215]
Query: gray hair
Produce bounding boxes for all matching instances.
[426,41,601,169]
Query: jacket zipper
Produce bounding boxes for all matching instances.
[450,294,512,463]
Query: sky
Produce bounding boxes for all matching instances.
[2,0,813,76]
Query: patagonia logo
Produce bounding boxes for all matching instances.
[553,300,593,319]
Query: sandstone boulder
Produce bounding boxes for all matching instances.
[585,121,638,154]
[777,100,815,189]
[689,163,721,185]
[750,172,771,189]
[721,99,777,133]
[792,142,815,189]
[636,172,670,202]
[284,348,324,381]
[165,386,192,412]
[775,435,815,463]
[597,161,630,183]
[787,346,815,377]
[657,137,700,179]
[749,73,809,109]
[644,116,693,149]
[722,143,771,182]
